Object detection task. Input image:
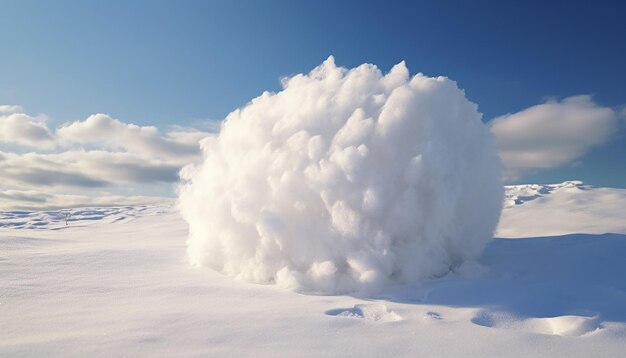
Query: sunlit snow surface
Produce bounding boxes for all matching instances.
[1,182,626,357]
[0,205,169,230]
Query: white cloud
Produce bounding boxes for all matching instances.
[57,113,210,160]
[0,105,214,209]
[490,95,620,178]
[0,107,213,159]
[0,112,55,149]
[0,104,24,114]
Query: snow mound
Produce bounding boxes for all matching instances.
[499,181,626,237]
[178,57,503,294]
[472,311,602,337]
[326,303,402,322]
[504,180,584,207]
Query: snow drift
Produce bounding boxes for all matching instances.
[178,57,503,294]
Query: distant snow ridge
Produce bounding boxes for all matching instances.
[499,181,626,238]
[504,180,584,207]
[0,205,169,230]
[178,57,503,294]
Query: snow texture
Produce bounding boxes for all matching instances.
[499,181,626,237]
[2,183,626,357]
[178,57,503,293]
[0,205,170,230]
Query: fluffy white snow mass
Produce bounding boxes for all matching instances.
[178,57,503,293]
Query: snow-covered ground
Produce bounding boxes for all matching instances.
[1,181,625,357]
[500,181,626,237]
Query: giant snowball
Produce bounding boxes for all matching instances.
[178,57,503,294]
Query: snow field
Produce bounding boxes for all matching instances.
[2,183,626,356]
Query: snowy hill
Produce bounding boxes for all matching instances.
[500,181,626,237]
[1,182,625,357]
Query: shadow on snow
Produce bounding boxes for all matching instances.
[375,233,626,324]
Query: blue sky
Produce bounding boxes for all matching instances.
[1,0,625,197]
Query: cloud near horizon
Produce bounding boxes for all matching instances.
[0,112,55,149]
[489,95,621,180]
[0,189,172,211]
[0,107,214,210]
[57,113,207,159]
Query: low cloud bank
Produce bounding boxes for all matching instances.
[178,57,503,294]
[0,189,171,211]
[0,108,213,210]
